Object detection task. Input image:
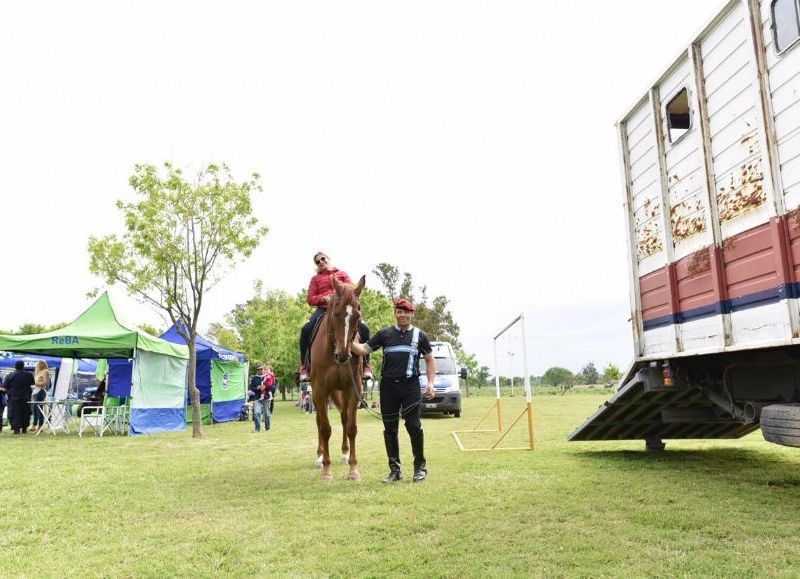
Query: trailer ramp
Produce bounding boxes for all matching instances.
[569,363,758,442]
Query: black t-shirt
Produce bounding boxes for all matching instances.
[248,375,263,401]
[4,370,35,400]
[367,325,432,380]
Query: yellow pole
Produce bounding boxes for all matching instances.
[497,398,503,432]
[526,401,535,450]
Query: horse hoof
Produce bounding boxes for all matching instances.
[348,471,362,482]
[321,472,333,482]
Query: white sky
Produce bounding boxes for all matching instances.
[0,1,723,375]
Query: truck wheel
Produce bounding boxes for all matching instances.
[454,409,461,418]
[760,404,800,448]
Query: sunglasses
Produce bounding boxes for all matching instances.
[315,256,328,265]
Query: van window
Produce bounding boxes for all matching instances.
[419,357,457,375]
[666,88,691,143]
[772,0,800,53]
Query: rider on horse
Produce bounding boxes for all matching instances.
[298,251,372,382]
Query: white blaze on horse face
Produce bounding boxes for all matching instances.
[343,304,353,351]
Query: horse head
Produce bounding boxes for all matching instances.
[330,275,365,365]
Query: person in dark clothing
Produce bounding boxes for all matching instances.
[4,361,35,434]
[352,298,436,483]
[0,374,6,432]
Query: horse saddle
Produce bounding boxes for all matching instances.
[304,311,327,371]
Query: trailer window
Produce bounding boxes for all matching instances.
[666,88,691,144]
[772,0,800,53]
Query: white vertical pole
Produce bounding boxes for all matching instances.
[521,313,531,403]
[493,338,500,399]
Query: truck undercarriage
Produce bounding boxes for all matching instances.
[569,345,800,450]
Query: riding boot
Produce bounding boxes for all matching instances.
[383,431,402,483]
[410,429,427,482]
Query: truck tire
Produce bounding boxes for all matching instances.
[454,409,461,418]
[760,404,800,448]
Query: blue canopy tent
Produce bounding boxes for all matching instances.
[160,325,247,423]
[105,326,247,423]
[0,352,98,374]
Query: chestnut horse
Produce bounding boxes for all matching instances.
[310,275,365,481]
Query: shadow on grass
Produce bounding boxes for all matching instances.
[571,446,800,488]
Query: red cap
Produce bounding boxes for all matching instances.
[394,298,415,312]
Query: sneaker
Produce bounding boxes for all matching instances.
[299,365,309,382]
[362,363,373,380]
[382,470,403,483]
[412,468,427,483]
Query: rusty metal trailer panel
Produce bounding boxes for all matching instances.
[572,0,800,444]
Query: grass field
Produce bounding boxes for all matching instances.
[3,392,800,577]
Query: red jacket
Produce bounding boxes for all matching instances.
[307,268,351,308]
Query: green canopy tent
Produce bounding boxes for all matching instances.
[0,293,190,435]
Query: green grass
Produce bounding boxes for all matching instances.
[2,394,800,577]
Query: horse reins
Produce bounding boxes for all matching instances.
[328,294,424,423]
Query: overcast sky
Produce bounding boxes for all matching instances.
[0,1,722,375]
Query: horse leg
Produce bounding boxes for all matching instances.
[346,398,361,481]
[314,394,333,482]
[339,405,350,464]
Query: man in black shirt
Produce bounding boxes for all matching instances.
[352,298,435,483]
[4,361,35,434]
[0,373,6,432]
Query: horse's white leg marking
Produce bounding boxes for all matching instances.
[315,455,323,468]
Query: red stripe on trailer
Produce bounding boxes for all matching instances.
[722,223,779,300]
[639,268,670,321]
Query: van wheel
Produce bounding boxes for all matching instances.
[761,404,800,448]
[454,409,461,418]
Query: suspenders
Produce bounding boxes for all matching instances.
[384,326,421,378]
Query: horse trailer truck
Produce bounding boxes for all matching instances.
[570,0,800,450]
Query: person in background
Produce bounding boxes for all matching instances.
[4,361,35,434]
[261,365,276,414]
[82,379,107,415]
[250,365,272,433]
[0,374,6,433]
[298,251,372,381]
[351,298,435,483]
[89,379,107,405]
[31,360,50,432]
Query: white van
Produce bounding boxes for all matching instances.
[418,341,467,418]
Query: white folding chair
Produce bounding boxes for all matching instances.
[79,406,108,437]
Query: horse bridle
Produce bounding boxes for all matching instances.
[328,295,361,365]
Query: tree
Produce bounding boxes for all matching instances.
[224,283,395,388]
[372,263,461,348]
[542,367,573,388]
[138,322,164,337]
[475,365,491,388]
[372,263,400,300]
[206,322,242,352]
[602,363,622,384]
[14,322,68,335]
[88,161,267,437]
[17,323,47,335]
[579,362,599,385]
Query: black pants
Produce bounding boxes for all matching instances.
[380,377,426,470]
[9,398,30,433]
[299,307,371,366]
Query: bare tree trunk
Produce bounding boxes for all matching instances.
[187,336,203,438]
